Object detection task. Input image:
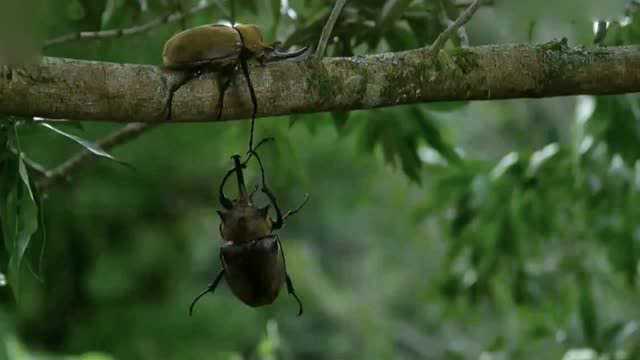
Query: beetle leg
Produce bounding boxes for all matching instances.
[275,234,303,316]
[163,69,201,121]
[233,27,259,152]
[188,269,225,316]
[248,149,284,229]
[239,57,258,152]
[215,72,233,121]
[286,274,303,317]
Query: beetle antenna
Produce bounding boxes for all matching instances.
[283,194,310,221]
[242,137,275,164]
[275,235,303,316]
[189,270,225,316]
[249,149,285,229]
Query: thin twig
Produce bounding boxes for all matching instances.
[36,123,155,191]
[439,7,469,47]
[430,0,480,56]
[9,147,48,177]
[313,0,348,60]
[453,0,493,7]
[44,0,228,49]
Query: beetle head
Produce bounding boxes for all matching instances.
[234,24,273,60]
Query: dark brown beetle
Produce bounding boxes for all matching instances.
[189,139,308,316]
[161,23,308,126]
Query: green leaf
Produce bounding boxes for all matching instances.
[588,96,640,164]
[384,25,418,51]
[67,0,87,20]
[17,158,34,202]
[593,21,609,44]
[37,195,47,278]
[241,0,259,14]
[600,321,633,350]
[0,271,5,287]
[331,111,350,132]
[41,123,128,166]
[1,157,19,256]
[0,145,38,300]
[100,0,125,29]
[378,0,412,30]
[578,274,599,346]
[7,185,38,300]
[13,124,34,202]
[526,143,560,177]
[426,101,469,113]
[491,152,520,180]
[410,107,462,164]
[270,0,282,38]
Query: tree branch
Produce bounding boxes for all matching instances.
[43,0,228,49]
[36,123,154,190]
[430,0,480,55]
[2,42,640,123]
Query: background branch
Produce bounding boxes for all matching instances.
[314,0,348,60]
[2,43,639,124]
[36,123,155,190]
[43,0,228,49]
[430,0,480,55]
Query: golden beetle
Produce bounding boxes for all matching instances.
[161,24,308,122]
[189,140,308,316]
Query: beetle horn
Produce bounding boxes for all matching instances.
[232,155,249,200]
[264,45,311,63]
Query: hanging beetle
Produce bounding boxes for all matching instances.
[161,23,309,123]
[189,139,309,316]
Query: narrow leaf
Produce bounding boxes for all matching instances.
[18,158,34,202]
[12,124,34,201]
[37,195,47,278]
[579,274,599,346]
[1,159,19,255]
[378,0,412,30]
[41,123,128,166]
[331,111,350,132]
[270,0,282,38]
[410,107,462,164]
[8,180,39,300]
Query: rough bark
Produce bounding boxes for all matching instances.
[1,41,639,123]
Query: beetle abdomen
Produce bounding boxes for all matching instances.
[162,24,242,70]
[221,237,285,307]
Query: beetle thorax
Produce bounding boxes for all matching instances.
[219,202,272,243]
[234,24,273,61]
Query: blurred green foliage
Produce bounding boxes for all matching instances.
[1,0,640,359]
